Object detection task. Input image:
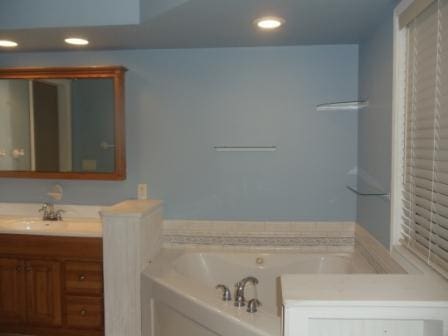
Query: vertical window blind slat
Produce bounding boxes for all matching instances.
[402,0,448,279]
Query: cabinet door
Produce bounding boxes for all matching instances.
[0,258,26,324]
[25,260,62,326]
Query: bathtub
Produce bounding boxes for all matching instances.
[141,248,377,336]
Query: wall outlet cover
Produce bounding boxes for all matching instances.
[137,184,148,200]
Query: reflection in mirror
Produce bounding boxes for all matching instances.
[0,78,115,173]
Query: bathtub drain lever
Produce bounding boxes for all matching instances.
[215,284,232,301]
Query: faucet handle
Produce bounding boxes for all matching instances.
[247,299,262,313]
[55,209,65,220]
[215,284,232,301]
[39,203,49,212]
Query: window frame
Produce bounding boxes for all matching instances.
[391,0,448,279]
[391,0,413,248]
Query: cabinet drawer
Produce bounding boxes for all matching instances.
[65,296,103,329]
[65,262,103,295]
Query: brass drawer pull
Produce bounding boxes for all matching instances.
[80,309,87,316]
[78,274,86,281]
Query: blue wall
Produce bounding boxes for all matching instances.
[0,46,359,220]
[357,10,394,246]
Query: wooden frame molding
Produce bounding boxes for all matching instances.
[0,66,127,181]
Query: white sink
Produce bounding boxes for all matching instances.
[0,218,68,231]
[0,216,102,237]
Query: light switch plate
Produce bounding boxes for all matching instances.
[137,184,148,200]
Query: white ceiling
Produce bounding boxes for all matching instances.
[0,0,397,52]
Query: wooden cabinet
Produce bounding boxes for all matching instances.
[66,296,103,329]
[0,234,103,336]
[65,261,103,296]
[0,258,62,327]
[25,260,62,326]
[0,258,25,324]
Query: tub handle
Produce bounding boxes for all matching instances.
[247,298,262,313]
[215,284,232,301]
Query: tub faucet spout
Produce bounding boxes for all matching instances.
[234,276,258,307]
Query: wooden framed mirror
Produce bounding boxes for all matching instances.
[0,66,127,180]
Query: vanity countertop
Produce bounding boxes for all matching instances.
[0,215,102,238]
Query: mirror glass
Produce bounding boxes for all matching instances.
[0,78,116,173]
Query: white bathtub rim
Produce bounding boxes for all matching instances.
[142,246,375,336]
[144,268,280,336]
[148,247,376,280]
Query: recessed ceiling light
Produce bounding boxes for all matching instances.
[0,40,18,48]
[254,16,285,30]
[64,37,89,46]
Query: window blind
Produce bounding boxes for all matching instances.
[402,0,448,278]
[399,0,434,29]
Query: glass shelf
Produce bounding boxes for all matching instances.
[316,100,369,112]
[346,179,390,199]
[213,146,277,152]
[346,185,389,197]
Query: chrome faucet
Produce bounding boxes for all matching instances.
[39,203,64,221]
[247,298,262,313]
[215,284,232,301]
[234,276,258,307]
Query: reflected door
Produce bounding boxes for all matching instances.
[33,81,60,172]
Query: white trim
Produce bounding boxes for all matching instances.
[391,2,409,247]
[56,80,72,172]
[28,80,36,171]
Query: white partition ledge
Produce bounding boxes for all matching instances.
[282,274,448,336]
[101,200,163,336]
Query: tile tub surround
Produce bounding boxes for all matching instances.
[355,224,406,274]
[163,220,355,251]
[163,221,407,274]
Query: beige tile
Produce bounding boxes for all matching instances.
[212,221,238,232]
[289,221,316,232]
[265,221,292,232]
[234,221,266,232]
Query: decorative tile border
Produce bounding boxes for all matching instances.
[162,220,406,272]
[355,224,406,274]
[163,220,355,250]
[164,234,354,247]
